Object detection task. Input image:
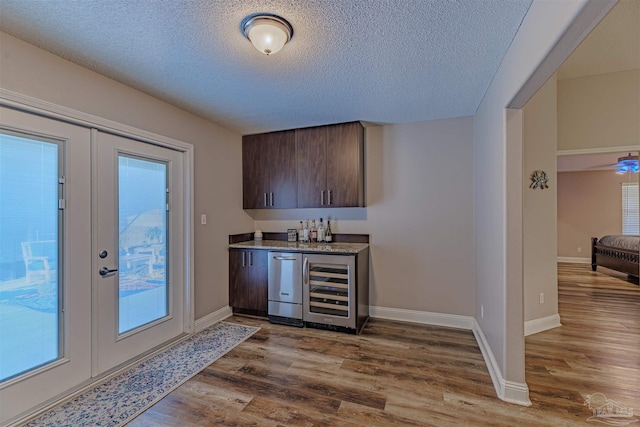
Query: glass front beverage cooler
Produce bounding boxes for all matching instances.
[303,253,357,330]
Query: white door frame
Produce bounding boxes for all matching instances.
[0,89,195,336]
[0,89,194,421]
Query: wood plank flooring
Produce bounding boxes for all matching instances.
[130,264,639,426]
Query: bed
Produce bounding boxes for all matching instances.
[591,235,639,278]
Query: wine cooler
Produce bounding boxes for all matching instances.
[302,252,369,333]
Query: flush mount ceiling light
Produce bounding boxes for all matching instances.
[614,153,639,174]
[242,13,293,55]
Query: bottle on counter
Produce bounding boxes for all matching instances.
[325,220,332,243]
[318,218,325,243]
[303,220,309,243]
[311,219,317,243]
[298,221,304,242]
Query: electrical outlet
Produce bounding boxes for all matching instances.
[539,293,544,304]
[201,214,207,225]
[480,305,484,319]
[577,247,582,253]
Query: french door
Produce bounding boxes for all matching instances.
[0,105,188,424]
[0,106,92,423]
[94,131,185,375]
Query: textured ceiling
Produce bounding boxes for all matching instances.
[0,0,533,134]
[557,0,640,80]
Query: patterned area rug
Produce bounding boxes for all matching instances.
[26,322,259,427]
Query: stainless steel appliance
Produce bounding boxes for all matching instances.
[268,251,303,326]
[303,253,367,333]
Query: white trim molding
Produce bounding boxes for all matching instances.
[525,314,562,336]
[194,306,233,333]
[472,319,532,406]
[557,257,590,264]
[370,306,531,406]
[369,306,474,330]
[557,146,639,156]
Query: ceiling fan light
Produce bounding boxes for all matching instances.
[242,15,292,55]
[614,153,639,174]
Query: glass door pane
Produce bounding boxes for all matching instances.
[118,155,169,334]
[0,130,61,381]
[308,262,350,317]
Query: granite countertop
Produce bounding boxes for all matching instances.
[228,240,369,254]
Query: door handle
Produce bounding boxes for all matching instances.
[99,266,118,276]
[274,256,297,261]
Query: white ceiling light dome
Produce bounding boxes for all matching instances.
[242,14,293,56]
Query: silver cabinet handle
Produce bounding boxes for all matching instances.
[303,257,309,285]
[99,266,118,276]
[270,192,274,206]
[249,251,253,266]
[274,256,297,261]
[321,190,325,206]
[242,252,246,267]
[263,193,268,207]
[328,190,332,205]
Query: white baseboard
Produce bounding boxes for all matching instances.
[472,319,531,406]
[194,306,233,332]
[557,257,590,264]
[370,306,530,406]
[369,306,474,330]
[525,314,562,336]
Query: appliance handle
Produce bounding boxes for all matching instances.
[274,256,297,261]
[303,257,309,285]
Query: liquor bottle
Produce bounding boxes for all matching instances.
[298,221,304,242]
[325,220,332,243]
[318,218,325,243]
[311,219,317,243]
[303,220,309,243]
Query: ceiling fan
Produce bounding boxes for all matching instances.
[613,153,639,174]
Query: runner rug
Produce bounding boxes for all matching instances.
[26,322,260,427]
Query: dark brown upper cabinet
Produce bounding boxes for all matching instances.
[296,122,365,208]
[242,130,297,209]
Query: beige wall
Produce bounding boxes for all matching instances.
[0,32,254,319]
[1,31,476,319]
[557,170,636,257]
[523,75,558,322]
[558,69,640,151]
[253,117,476,316]
[473,0,594,401]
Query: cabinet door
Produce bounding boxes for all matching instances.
[228,250,268,314]
[247,250,268,313]
[229,250,247,308]
[326,122,364,207]
[296,126,327,208]
[243,135,270,209]
[268,130,297,208]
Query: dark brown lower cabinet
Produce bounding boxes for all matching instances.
[229,249,268,316]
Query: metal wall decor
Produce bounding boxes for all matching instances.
[530,170,549,189]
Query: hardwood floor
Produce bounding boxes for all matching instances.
[130,263,639,426]
[525,263,639,424]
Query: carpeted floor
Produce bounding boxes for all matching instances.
[25,322,259,427]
